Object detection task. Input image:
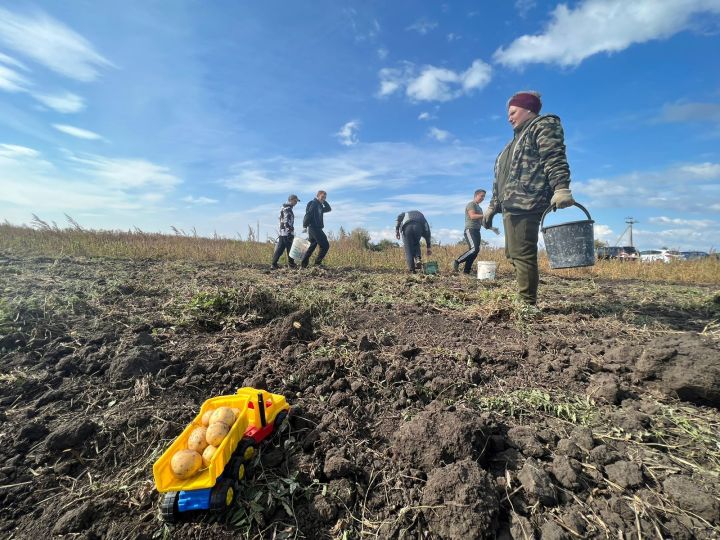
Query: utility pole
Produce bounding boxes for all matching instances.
[625,217,638,247]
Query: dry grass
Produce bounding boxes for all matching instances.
[1,222,718,284]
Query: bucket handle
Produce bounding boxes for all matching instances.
[541,202,593,230]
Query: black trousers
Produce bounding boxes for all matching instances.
[272,234,295,266]
[455,228,481,274]
[302,226,329,266]
[401,221,425,272]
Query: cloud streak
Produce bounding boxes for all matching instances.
[494,0,720,68]
[53,124,104,140]
[573,161,720,214]
[0,6,113,81]
[0,145,182,214]
[659,101,720,124]
[34,92,85,113]
[220,141,492,195]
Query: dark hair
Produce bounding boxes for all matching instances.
[474,189,487,196]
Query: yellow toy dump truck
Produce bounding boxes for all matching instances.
[153,387,290,522]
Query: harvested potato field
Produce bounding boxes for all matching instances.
[1,252,719,539]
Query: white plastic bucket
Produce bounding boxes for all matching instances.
[476,261,497,280]
[289,236,310,261]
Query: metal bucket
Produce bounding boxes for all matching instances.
[289,236,310,261]
[541,202,595,269]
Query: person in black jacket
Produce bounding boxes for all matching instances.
[395,210,432,273]
[301,190,332,268]
[270,194,300,269]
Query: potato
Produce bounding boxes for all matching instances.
[170,449,202,479]
[206,422,230,446]
[187,427,208,453]
[201,410,214,427]
[231,407,241,420]
[210,407,235,427]
[202,445,218,467]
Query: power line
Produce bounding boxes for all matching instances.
[614,217,639,247]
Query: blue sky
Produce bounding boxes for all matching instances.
[1,0,719,251]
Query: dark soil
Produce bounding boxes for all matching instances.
[1,254,719,539]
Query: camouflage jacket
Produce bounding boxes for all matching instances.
[487,114,570,215]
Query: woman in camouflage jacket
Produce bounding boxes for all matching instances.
[483,91,575,305]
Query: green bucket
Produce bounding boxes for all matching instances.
[422,261,439,275]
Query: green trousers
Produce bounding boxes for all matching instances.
[503,212,541,305]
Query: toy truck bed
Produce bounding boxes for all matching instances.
[153,388,290,494]
[153,394,251,493]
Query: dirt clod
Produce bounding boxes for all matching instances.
[392,402,490,472]
[421,459,499,539]
[518,458,557,507]
[663,475,720,523]
[604,460,643,489]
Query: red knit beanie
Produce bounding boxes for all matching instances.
[507,91,542,114]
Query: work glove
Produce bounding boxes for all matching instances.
[550,188,575,210]
[482,211,496,229]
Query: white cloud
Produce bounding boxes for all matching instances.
[336,120,361,146]
[0,51,28,71]
[515,0,537,18]
[593,224,614,242]
[0,145,181,213]
[494,0,720,68]
[406,19,438,35]
[0,6,113,81]
[379,59,492,102]
[659,102,720,124]
[0,63,29,92]
[377,47,388,60]
[67,153,181,189]
[386,192,478,217]
[0,143,39,158]
[428,127,452,142]
[221,141,492,195]
[345,8,380,43]
[447,33,461,42]
[573,161,720,214]
[53,124,103,140]
[648,216,716,228]
[183,195,218,205]
[677,162,720,179]
[418,112,433,121]
[33,91,85,113]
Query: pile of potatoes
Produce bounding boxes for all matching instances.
[170,406,241,480]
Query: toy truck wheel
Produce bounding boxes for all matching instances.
[273,410,289,437]
[237,437,257,463]
[226,456,246,483]
[210,478,235,511]
[160,491,180,523]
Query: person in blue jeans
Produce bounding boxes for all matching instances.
[301,190,331,268]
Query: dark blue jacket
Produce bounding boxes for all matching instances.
[303,198,331,229]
